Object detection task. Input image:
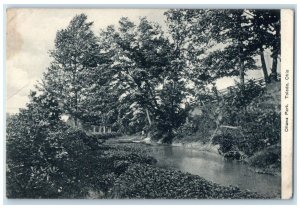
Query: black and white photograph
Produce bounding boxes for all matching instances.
[5,8,294,200]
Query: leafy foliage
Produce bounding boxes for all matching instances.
[110,164,266,199]
[96,17,191,141]
[165,9,280,85]
[6,11,281,199]
[175,108,217,144]
[7,114,156,198]
[248,144,281,171]
[43,14,101,124]
[6,91,66,198]
[211,81,280,157]
[6,89,156,198]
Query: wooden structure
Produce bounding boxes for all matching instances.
[89,125,112,134]
[63,114,112,134]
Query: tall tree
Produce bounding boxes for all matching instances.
[248,9,280,82]
[167,9,281,85]
[99,17,190,142]
[43,14,100,126]
[165,9,258,86]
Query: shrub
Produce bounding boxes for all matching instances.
[6,119,93,198]
[175,111,217,144]
[222,80,265,110]
[7,108,156,198]
[248,144,281,169]
[212,132,236,154]
[109,164,266,199]
[210,80,280,160]
[6,91,69,198]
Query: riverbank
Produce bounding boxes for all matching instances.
[6,126,276,199]
[99,142,271,199]
[110,135,280,177]
[105,139,281,198]
[111,135,219,152]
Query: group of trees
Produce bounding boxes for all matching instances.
[164,9,280,85]
[6,9,282,198]
[30,9,280,143]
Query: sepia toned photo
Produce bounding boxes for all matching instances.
[5,8,294,200]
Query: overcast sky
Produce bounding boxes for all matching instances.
[6,9,168,113]
[6,8,269,114]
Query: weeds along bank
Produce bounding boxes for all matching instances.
[6,128,266,199]
[7,109,267,199]
[173,80,281,174]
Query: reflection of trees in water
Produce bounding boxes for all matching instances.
[148,144,280,198]
[221,159,241,174]
[163,146,174,157]
[154,146,184,169]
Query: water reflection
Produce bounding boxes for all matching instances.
[149,145,281,198]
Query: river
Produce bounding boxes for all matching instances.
[137,144,281,198]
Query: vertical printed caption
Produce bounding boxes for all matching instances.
[281,9,294,200]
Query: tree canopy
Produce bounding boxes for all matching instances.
[28,10,281,143]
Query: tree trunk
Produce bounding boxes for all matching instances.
[238,56,245,87]
[270,52,278,81]
[74,117,78,127]
[240,62,245,86]
[145,108,152,126]
[209,125,219,144]
[74,90,78,128]
[260,48,271,84]
[72,66,79,127]
[236,13,245,88]
[162,128,173,144]
[270,20,280,82]
[238,39,245,87]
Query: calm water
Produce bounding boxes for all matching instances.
[145,145,281,198]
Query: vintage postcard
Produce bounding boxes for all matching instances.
[5,8,294,200]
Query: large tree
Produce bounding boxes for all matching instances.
[43,14,100,126]
[166,9,256,86]
[247,9,280,82]
[164,9,280,86]
[98,17,190,142]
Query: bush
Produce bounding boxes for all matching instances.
[7,108,156,198]
[109,164,266,199]
[210,81,281,161]
[212,132,236,153]
[6,120,93,198]
[175,110,217,144]
[248,144,281,169]
[222,80,265,110]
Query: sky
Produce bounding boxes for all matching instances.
[6,8,272,114]
[6,9,167,113]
